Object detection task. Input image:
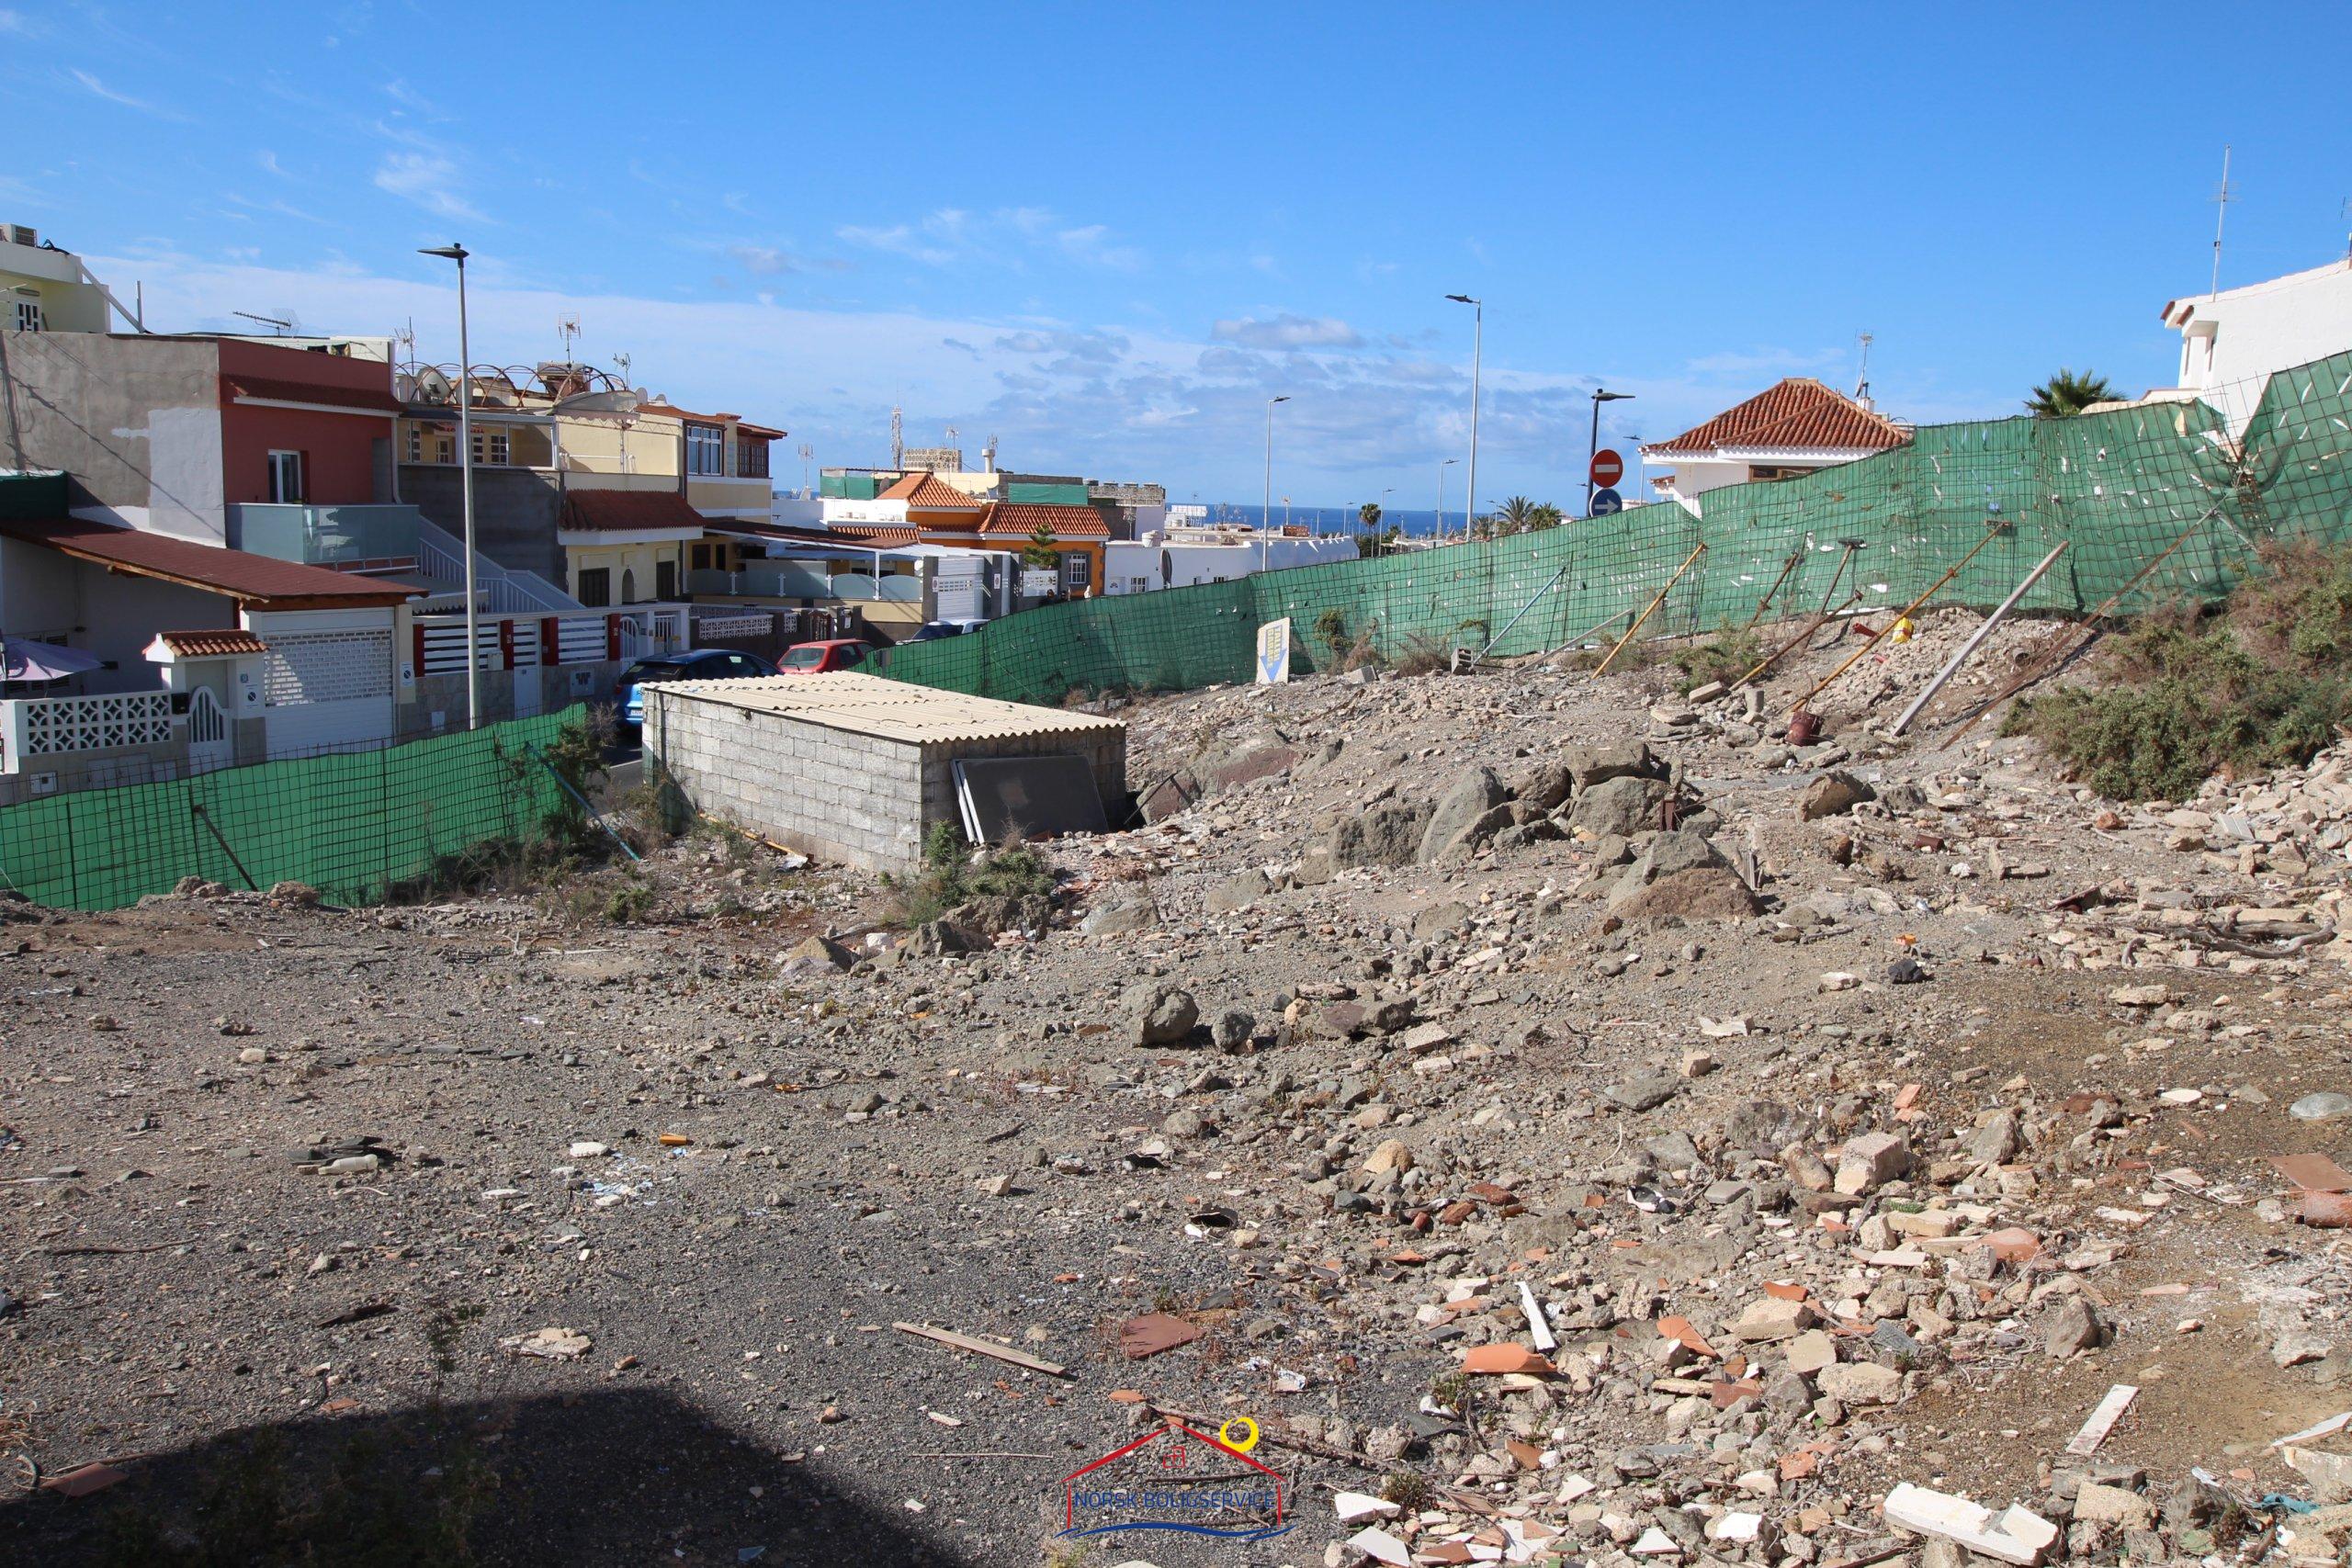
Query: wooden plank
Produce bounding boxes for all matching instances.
[2064,1383,2139,1456]
[891,1320,1069,1378]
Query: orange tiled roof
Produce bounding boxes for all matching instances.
[560,490,709,535]
[876,471,980,508]
[978,502,1109,541]
[1644,378,1907,457]
[154,628,270,658]
[0,516,415,609]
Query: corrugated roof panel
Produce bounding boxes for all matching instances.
[639,671,1125,746]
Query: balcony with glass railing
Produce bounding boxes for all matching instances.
[230,503,426,570]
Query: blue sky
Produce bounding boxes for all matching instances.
[11,1,2352,510]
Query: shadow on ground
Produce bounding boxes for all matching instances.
[1,1385,971,1567]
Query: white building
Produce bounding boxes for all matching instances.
[2162,254,2352,435]
[1640,378,1909,513]
[1103,525,1358,595]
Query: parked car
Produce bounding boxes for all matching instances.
[618,647,775,728]
[905,621,964,643]
[780,638,868,674]
[944,616,989,636]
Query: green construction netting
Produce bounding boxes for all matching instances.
[0,708,579,911]
[876,355,2352,707]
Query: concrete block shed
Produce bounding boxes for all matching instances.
[638,671,1126,874]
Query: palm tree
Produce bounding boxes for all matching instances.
[1528,502,1566,531]
[1359,502,1383,530]
[2025,368,2119,419]
[1493,496,1539,535]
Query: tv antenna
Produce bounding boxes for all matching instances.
[2210,144,2235,298]
[613,350,632,388]
[797,441,813,496]
[1855,331,1874,406]
[557,313,582,360]
[233,310,292,335]
[889,403,904,468]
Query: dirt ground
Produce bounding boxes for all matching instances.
[4,607,2350,1568]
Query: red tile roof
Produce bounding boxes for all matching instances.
[225,376,403,414]
[823,524,922,547]
[154,628,270,658]
[876,471,981,507]
[639,403,736,426]
[559,490,710,535]
[978,502,1109,540]
[1644,378,1907,458]
[0,516,417,609]
[735,421,786,441]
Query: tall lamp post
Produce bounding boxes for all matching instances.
[1437,456,1457,540]
[419,243,479,730]
[1587,388,1634,517]
[1445,294,1482,537]
[1262,394,1289,571]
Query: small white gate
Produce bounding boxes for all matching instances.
[187,686,233,773]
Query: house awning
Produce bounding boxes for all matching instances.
[559,490,710,536]
[0,516,417,610]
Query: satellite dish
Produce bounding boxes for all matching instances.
[405,365,454,405]
[549,389,639,417]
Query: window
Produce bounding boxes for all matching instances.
[266,450,305,503]
[735,436,769,479]
[13,299,43,333]
[405,426,423,463]
[685,423,724,476]
[655,559,677,600]
[1060,551,1092,592]
[576,568,611,607]
[470,428,511,466]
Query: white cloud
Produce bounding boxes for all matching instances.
[372,152,486,223]
[67,67,183,119]
[836,207,1147,273]
[1213,313,1363,350]
[88,249,1753,498]
[0,9,44,36]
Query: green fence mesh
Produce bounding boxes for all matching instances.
[877,353,2352,706]
[0,708,580,912]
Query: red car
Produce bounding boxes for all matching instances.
[779,638,868,673]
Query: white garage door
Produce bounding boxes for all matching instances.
[262,627,397,756]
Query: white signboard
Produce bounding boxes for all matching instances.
[1021,569,1057,598]
[1255,616,1292,684]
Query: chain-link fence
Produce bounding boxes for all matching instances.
[876,352,2352,705]
[0,708,582,911]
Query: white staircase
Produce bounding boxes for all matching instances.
[413,518,586,613]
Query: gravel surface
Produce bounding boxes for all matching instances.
[5,609,2351,1568]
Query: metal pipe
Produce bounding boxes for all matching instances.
[1596,543,1706,677]
[1786,524,2007,716]
[1890,541,2067,736]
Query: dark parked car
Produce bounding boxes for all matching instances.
[619,648,775,728]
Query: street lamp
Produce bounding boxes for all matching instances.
[1445,294,1482,539]
[418,243,479,730]
[1438,456,1458,541]
[1588,388,1634,517]
[1262,395,1289,572]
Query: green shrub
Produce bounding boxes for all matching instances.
[1669,627,1761,694]
[895,820,1056,925]
[2007,544,2352,799]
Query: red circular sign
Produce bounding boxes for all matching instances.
[1589,448,1624,487]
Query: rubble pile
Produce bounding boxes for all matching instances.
[6,606,2352,1566]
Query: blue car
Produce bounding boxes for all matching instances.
[619,648,776,728]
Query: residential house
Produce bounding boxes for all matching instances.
[0,222,136,334]
[1641,378,1910,512]
[849,473,1108,598]
[395,367,787,604]
[1104,523,1358,595]
[2160,254,2352,436]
